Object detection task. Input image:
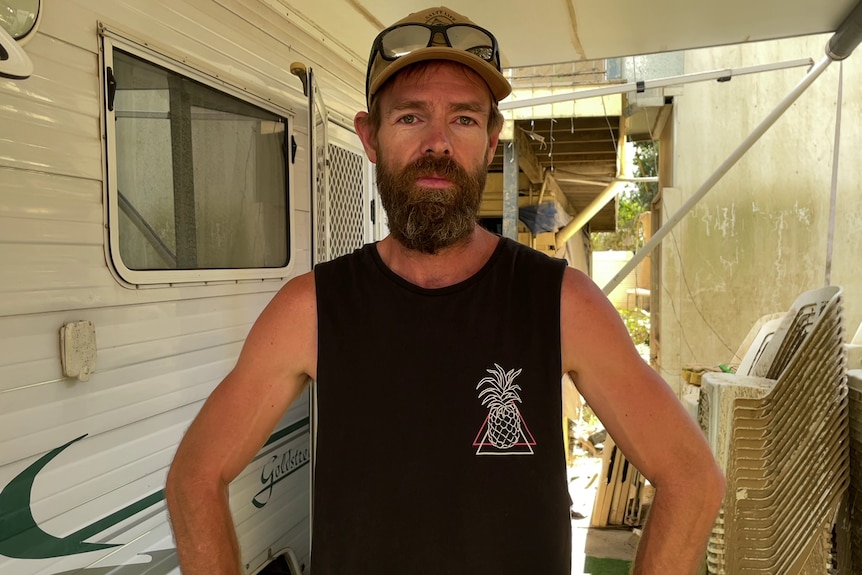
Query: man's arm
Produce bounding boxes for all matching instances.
[165,273,317,575]
[560,268,724,575]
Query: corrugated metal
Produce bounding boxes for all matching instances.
[37,0,364,121]
[0,34,101,180]
[0,1,369,574]
[0,169,102,222]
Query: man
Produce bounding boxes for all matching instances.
[166,6,724,575]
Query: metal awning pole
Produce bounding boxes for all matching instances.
[602,55,834,295]
[499,58,812,111]
[827,0,862,60]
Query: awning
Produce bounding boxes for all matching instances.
[273,0,860,68]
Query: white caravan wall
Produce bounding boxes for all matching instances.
[657,33,862,393]
[0,1,368,574]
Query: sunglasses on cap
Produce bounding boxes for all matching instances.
[366,22,502,97]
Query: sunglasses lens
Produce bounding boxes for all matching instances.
[446,24,494,61]
[446,25,496,62]
[379,25,433,59]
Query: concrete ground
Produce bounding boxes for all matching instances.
[569,454,638,574]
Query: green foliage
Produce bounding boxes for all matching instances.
[591,141,659,252]
[619,308,650,346]
[628,141,659,208]
[580,404,601,428]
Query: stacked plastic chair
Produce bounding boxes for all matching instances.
[698,286,849,574]
[846,320,862,573]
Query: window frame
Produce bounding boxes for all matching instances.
[101,34,296,286]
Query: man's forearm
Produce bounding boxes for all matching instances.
[632,474,724,575]
[167,479,242,575]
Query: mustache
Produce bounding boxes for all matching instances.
[401,155,468,182]
[375,152,487,254]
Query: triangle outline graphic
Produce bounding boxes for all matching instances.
[473,411,536,455]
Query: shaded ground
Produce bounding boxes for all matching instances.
[568,438,638,574]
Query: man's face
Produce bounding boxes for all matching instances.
[356,62,501,254]
[376,148,487,254]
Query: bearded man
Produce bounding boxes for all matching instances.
[166,7,724,575]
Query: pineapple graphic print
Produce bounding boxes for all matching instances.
[474,364,537,455]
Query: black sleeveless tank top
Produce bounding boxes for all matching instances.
[312,237,570,574]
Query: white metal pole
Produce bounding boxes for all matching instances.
[554,176,659,186]
[602,55,834,295]
[499,59,813,111]
[827,0,862,60]
[825,62,843,286]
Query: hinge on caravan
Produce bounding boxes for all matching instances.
[291,135,297,164]
[106,66,117,111]
[370,199,375,225]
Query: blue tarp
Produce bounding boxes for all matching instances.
[519,200,572,234]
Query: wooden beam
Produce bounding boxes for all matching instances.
[514,127,544,185]
[652,104,673,140]
[545,173,574,214]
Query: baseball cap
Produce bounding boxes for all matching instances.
[365,6,512,106]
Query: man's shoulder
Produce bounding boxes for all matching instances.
[314,242,377,273]
[270,271,317,311]
[501,236,568,272]
[313,243,383,299]
[560,265,614,317]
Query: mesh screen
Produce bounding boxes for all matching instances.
[315,141,365,263]
[325,144,366,259]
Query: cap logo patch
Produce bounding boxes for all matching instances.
[423,9,457,25]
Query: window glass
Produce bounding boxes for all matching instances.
[111,49,288,272]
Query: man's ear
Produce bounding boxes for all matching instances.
[354,111,379,164]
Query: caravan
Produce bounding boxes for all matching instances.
[3,0,862,573]
[0,1,373,573]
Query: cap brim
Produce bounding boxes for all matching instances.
[369,47,511,104]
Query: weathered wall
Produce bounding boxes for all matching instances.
[593,250,643,310]
[657,33,862,393]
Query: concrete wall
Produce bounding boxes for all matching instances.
[565,229,591,275]
[656,33,862,393]
[593,251,641,310]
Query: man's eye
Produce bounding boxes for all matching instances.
[457,116,476,126]
[399,115,416,124]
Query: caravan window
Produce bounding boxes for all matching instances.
[104,45,291,284]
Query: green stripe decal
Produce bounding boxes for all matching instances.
[263,417,311,447]
[0,417,311,560]
[69,489,165,543]
[0,435,120,559]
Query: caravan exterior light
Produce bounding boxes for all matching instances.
[0,0,41,43]
[0,0,39,78]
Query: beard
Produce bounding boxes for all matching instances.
[376,153,488,255]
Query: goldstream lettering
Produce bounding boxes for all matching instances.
[252,447,310,508]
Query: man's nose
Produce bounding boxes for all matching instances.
[422,120,451,155]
